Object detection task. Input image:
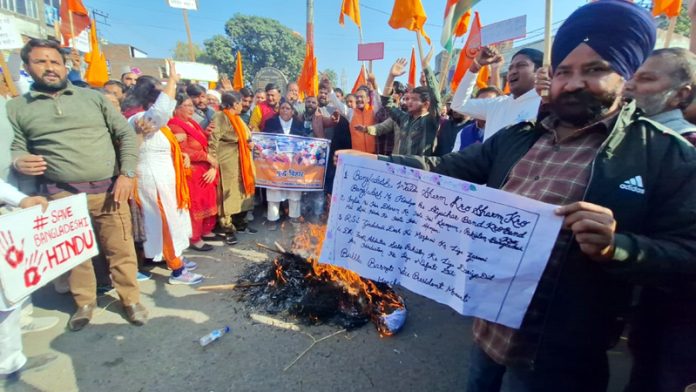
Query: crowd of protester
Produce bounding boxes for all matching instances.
[2,0,696,390]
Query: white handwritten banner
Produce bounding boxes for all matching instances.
[319,156,563,329]
[0,194,98,305]
[0,15,24,50]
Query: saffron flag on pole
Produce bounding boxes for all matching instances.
[233,51,244,91]
[297,45,318,99]
[388,0,431,45]
[450,11,482,91]
[652,0,682,17]
[83,19,108,88]
[351,64,367,94]
[408,47,417,87]
[441,0,479,52]
[339,0,361,28]
[475,64,489,89]
[59,0,90,47]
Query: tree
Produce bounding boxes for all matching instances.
[321,69,338,86]
[171,41,206,61]
[204,14,305,86]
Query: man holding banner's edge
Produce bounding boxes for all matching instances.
[337,1,696,390]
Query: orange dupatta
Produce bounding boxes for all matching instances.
[160,126,191,209]
[222,109,256,196]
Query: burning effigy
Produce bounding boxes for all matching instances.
[237,224,407,336]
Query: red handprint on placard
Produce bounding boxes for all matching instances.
[0,231,25,269]
[23,250,44,288]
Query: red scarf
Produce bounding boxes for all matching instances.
[168,116,209,149]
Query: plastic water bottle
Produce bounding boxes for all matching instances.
[198,326,231,347]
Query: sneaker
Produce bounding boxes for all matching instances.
[238,227,258,234]
[136,271,152,281]
[266,221,279,231]
[168,269,203,285]
[182,257,198,271]
[246,211,255,221]
[21,316,59,334]
[225,233,239,245]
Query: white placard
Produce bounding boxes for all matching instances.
[481,15,527,46]
[319,156,563,329]
[172,61,218,82]
[69,27,90,53]
[0,194,99,305]
[0,15,24,50]
[167,0,197,10]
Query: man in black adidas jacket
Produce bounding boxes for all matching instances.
[337,1,696,390]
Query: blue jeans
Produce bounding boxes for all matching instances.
[465,343,609,392]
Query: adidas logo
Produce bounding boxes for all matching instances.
[619,176,645,194]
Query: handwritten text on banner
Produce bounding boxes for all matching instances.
[319,156,562,328]
[0,194,98,305]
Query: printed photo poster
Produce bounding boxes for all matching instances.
[319,155,563,329]
[0,194,98,305]
[252,133,331,191]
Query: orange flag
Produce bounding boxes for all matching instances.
[388,0,431,45]
[339,0,361,28]
[233,51,244,91]
[454,10,471,37]
[475,65,489,89]
[408,47,417,87]
[503,80,510,95]
[297,45,318,99]
[83,19,108,88]
[652,0,682,18]
[450,12,482,91]
[60,0,90,47]
[351,65,367,94]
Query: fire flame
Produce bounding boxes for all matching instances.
[289,223,405,336]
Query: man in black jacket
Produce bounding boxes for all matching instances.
[337,1,696,391]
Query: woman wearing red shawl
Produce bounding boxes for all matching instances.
[168,94,218,251]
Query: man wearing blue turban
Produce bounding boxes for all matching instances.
[338,1,696,390]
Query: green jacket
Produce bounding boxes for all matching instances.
[383,101,696,354]
[8,82,137,183]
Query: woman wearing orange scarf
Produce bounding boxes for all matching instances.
[123,71,203,286]
[210,93,256,245]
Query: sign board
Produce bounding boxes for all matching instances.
[252,133,330,191]
[319,155,563,329]
[0,16,24,50]
[171,61,219,82]
[358,42,385,61]
[166,0,198,10]
[481,15,527,46]
[253,67,289,95]
[69,28,90,53]
[0,194,99,305]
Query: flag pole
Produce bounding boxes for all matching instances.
[183,9,196,62]
[68,10,75,49]
[541,0,553,97]
[438,50,451,94]
[664,16,677,48]
[416,32,425,61]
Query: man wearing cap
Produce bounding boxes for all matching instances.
[451,47,544,140]
[337,1,696,389]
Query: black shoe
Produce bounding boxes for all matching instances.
[225,233,239,245]
[238,227,258,234]
[189,243,214,252]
